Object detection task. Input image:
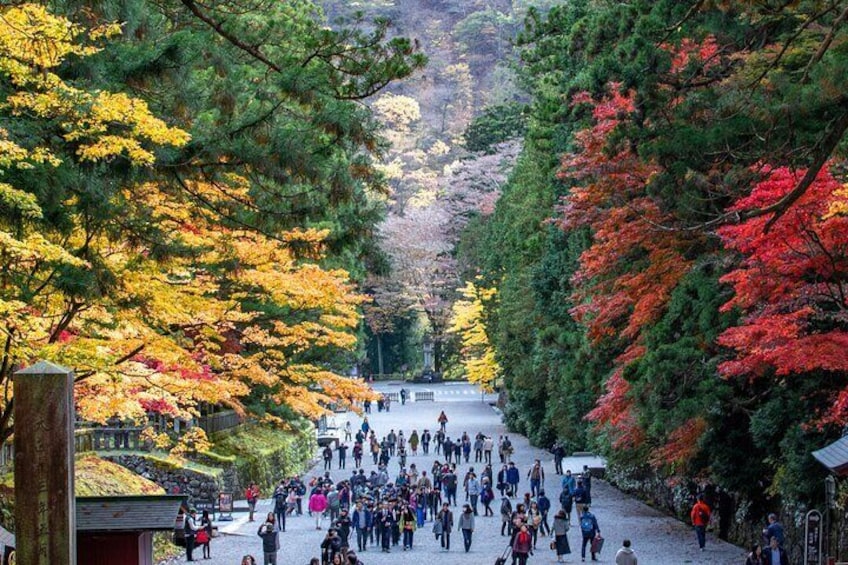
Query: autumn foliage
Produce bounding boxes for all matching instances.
[718,165,848,423]
[557,85,697,448]
[0,4,378,441]
[449,281,500,392]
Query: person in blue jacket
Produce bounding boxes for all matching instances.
[506,462,520,498]
[351,501,373,552]
[578,505,600,562]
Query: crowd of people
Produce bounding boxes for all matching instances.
[232,408,616,565]
[193,396,788,565]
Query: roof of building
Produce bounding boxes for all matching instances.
[76,495,186,532]
[0,525,13,549]
[812,436,848,476]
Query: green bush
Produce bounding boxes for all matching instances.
[212,423,316,493]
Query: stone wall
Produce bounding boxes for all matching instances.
[604,463,810,562]
[103,454,230,505]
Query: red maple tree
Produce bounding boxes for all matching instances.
[718,164,848,423]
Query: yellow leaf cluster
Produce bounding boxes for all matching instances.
[824,185,848,219]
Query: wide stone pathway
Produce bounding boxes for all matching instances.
[187,382,747,564]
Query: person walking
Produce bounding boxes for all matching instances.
[764,513,785,548]
[309,489,329,530]
[560,484,575,524]
[561,469,576,496]
[467,473,481,515]
[483,435,494,464]
[538,489,551,536]
[410,430,419,455]
[337,443,348,470]
[746,544,764,565]
[257,513,279,565]
[437,502,454,551]
[763,536,789,565]
[582,466,593,503]
[273,481,287,532]
[422,429,431,455]
[352,442,362,468]
[184,509,198,562]
[344,421,352,441]
[579,505,600,562]
[506,462,520,498]
[690,494,711,551]
[500,496,513,537]
[323,444,334,471]
[552,441,565,475]
[481,479,495,516]
[371,439,380,465]
[615,539,637,565]
[351,501,372,552]
[458,504,475,552]
[552,509,571,563]
[438,410,448,432]
[528,459,545,498]
[400,505,416,550]
[335,508,352,548]
[512,523,533,565]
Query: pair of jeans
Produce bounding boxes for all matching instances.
[440,531,451,550]
[403,528,414,548]
[530,479,541,497]
[275,510,286,532]
[185,535,196,561]
[469,495,478,514]
[356,528,368,551]
[461,528,472,552]
[381,526,392,550]
[581,535,596,560]
[695,525,706,548]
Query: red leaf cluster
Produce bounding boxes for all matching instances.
[718,165,848,423]
[558,86,692,343]
[561,85,697,447]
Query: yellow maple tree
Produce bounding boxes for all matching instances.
[448,281,500,392]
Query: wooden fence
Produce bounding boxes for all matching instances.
[196,410,241,435]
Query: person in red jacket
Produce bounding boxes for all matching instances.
[690,494,711,551]
[512,523,533,565]
[246,483,261,522]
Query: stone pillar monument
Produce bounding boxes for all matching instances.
[423,337,434,372]
[14,360,76,565]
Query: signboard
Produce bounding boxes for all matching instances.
[218,492,234,521]
[195,498,215,520]
[804,509,823,565]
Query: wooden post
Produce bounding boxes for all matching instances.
[14,360,76,565]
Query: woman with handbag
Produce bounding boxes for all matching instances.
[198,509,213,559]
[552,509,571,563]
[528,501,543,549]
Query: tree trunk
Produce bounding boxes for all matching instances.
[376,334,384,376]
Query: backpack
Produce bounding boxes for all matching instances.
[580,514,595,535]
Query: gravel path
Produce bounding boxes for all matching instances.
[182,382,747,565]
